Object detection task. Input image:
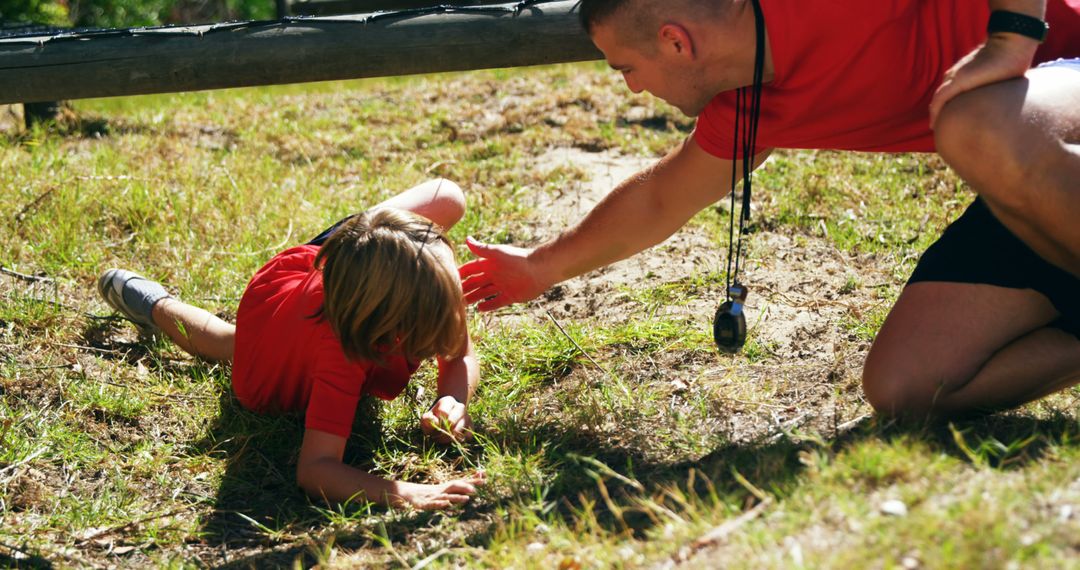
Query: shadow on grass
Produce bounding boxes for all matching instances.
[190,388,409,568]
[78,320,1078,567]
[205,405,1079,567]
[472,407,1080,543]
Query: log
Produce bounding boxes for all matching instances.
[0,1,601,104]
[291,0,490,16]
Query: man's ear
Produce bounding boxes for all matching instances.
[658,23,695,59]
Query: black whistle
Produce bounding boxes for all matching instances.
[713,283,748,354]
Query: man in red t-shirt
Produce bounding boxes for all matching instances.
[459,0,1080,418]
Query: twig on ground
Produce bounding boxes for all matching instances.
[836,413,872,434]
[12,186,56,223]
[76,506,197,544]
[75,175,134,182]
[543,308,613,379]
[0,446,49,482]
[411,547,451,570]
[691,497,772,550]
[765,411,812,444]
[570,453,645,491]
[51,342,123,355]
[0,265,53,285]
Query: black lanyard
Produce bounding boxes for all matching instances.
[714,0,765,354]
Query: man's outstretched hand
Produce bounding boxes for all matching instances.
[459,237,550,312]
[929,33,1039,129]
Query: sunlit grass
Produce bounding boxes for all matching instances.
[1,62,1076,568]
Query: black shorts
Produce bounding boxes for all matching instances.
[908,198,1080,338]
[307,214,359,246]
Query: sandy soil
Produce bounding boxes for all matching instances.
[482,147,891,444]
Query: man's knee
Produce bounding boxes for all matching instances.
[862,347,942,418]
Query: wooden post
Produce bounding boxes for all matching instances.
[0,1,601,105]
[2,22,65,129]
[276,0,292,19]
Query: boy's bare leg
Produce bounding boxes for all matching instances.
[935,66,1080,277]
[372,178,466,231]
[863,282,1080,418]
[151,298,236,364]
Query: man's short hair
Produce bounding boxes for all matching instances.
[579,0,726,44]
[579,0,630,35]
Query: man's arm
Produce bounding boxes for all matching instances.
[930,0,1047,127]
[459,136,771,311]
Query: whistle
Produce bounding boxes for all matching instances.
[713,283,748,354]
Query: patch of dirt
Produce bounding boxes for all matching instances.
[485,147,890,443]
[519,148,889,353]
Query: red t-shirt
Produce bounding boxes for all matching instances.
[694,0,1080,158]
[232,244,418,438]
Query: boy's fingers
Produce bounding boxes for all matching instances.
[464,472,487,485]
[419,412,438,433]
[444,482,476,495]
[443,493,472,505]
[423,499,452,511]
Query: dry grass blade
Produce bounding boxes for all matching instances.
[690,497,772,550]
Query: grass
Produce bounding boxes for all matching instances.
[1,62,1078,568]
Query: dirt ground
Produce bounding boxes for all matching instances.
[489,147,887,445]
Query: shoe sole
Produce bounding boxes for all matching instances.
[97,269,159,332]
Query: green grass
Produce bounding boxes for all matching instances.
[1,63,1077,568]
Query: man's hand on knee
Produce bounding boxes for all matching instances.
[930,33,1039,129]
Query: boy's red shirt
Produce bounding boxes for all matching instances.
[232,244,418,439]
[694,0,1080,158]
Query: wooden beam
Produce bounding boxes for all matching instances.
[291,0,491,16]
[0,1,601,104]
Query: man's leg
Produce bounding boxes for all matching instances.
[151,298,236,364]
[862,282,1080,418]
[935,65,1080,277]
[372,178,466,231]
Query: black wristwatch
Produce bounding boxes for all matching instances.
[988,10,1049,43]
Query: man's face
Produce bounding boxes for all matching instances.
[590,21,715,117]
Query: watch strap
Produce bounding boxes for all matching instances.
[988,10,1049,43]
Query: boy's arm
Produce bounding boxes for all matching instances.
[296,427,484,509]
[422,334,479,443]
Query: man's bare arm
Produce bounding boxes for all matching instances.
[930,0,1046,127]
[460,137,771,311]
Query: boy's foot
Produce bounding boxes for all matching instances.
[97,269,170,332]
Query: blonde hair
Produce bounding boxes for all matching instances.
[314,208,467,364]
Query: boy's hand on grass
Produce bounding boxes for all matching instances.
[421,395,473,443]
[394,472,486,511]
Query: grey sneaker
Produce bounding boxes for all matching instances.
[97,269,169,332]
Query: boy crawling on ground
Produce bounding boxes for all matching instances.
[97,179,485,510]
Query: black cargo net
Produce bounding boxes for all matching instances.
[0,1,569,44]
